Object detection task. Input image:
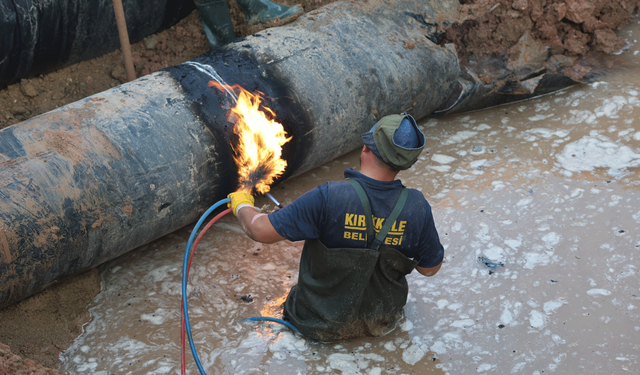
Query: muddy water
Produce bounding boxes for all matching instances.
[61,23,640,375]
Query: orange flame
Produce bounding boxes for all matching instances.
[209,81,291,194]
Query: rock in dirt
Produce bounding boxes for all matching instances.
[594,28,627,54]
[506,31,548,72]
[19,80,38,98]
[0,343,67,375]
[545,54,576,70]
[111,65,127,83]
[144,36,159,50]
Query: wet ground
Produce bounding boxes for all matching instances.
[58,21,640,375]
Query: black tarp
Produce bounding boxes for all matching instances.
[0,0,194,87]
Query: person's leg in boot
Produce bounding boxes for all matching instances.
[235,0,304,28]
[194,0,236,49]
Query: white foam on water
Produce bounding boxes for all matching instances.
[402,343,427,365]
[400,318,414,331]
[525,128,570,139]
[436,299,449,309]
[543,299,567,314]
[528,310,547,329]
[528,114,554,122]
[469,159,486,169]
[477,363,496,372]
[431,154,457,164]
[430,331,463,355]
[429,165,451,172]
[556,134,640,175]
[483,245,506,262]
[441,130,478,145]
[594,95,635,118]
[541,232,561,248]
[565,109,597,125]
[491,180,506,190]
[140,308,168,325]
[326,352,385,374]
[522,250,552,270]
[446,302,464,312]
[587,289,612,297]
[146,265,174,283]
[504,238,522,250]
[500,307,514,326]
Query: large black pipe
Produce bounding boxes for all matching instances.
[0,0,463,309]
[0,0,194,87]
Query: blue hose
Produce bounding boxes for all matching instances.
[182,198,229,375]
[243,316,300,333]
[182,198,299,375]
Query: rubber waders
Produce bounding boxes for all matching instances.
[235,0,304,27]
[194,0,236,49]
[195,0,304,48]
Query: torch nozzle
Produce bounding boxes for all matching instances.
[265,192,283,209]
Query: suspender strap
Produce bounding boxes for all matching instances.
[347,179,375,246]
[347,179,409,250]
[372,188,408,250]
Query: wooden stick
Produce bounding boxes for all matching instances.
[112,0,136,82]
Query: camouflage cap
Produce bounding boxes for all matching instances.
[361,113,425,170]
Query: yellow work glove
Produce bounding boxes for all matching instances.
[228,191,255,216]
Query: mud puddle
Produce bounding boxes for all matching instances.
[60,21,640,375]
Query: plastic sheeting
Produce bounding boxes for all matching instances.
[0,0,194,86]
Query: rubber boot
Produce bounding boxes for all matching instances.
[235,0,304,27]
[194,0,236,49]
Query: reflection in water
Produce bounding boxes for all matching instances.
[61,23,640,375]
[259,294,288,322]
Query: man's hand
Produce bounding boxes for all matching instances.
[228,191,255,216]
[228,191,285,243]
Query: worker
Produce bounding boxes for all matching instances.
[228,113,445,342]
[194,0,304,49]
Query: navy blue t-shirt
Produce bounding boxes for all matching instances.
[268,169,444,268]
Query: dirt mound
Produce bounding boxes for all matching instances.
[0,269,100,373]
[442,0,639,83]
[0,342,67,375]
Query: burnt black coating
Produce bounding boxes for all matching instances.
[166,46,312,190]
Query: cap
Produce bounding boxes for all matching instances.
[361,113,426,170]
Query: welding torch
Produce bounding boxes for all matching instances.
[264,192,283,209]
